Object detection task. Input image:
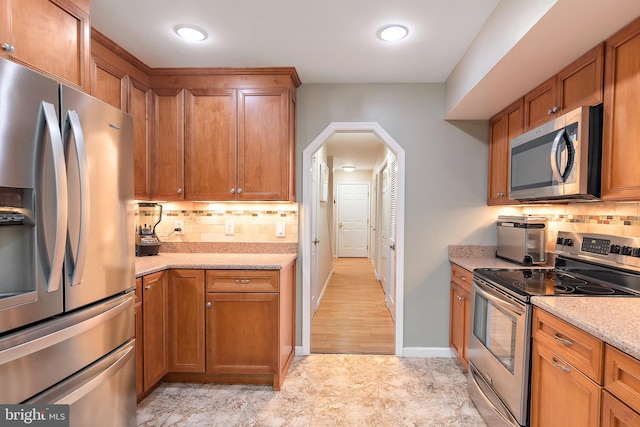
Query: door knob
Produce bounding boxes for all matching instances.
[313,238,320,244]
[339,223,343,229]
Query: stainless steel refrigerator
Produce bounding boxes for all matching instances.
[0,58,136,426]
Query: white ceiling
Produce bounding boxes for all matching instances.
[90,0,500,84]
[324,132,388,171]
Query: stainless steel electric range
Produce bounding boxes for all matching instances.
[467,231,640,427]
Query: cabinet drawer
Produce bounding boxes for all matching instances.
[605,345,640,413]
[206,270,279,293]
[450,263,473,291]
[532,308,604,383]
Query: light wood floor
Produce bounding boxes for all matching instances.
[311,257,395,354]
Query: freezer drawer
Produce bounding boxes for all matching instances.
[0,292,134,403]
[27,340,136,427]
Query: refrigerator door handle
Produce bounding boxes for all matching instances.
[64,110,90,287]
[40,101,67,293]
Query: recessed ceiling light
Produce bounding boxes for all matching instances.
[377,25,409,41]
[174,25,208,41]
[342,165,356,172]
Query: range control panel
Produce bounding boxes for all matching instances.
[556,231,640,271]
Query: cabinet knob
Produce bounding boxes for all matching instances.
[230,188,235,194]
[235,279,251,284]
[237,188,242,194]
[2,43,14,53]
[205,302,212,308]
[145,285,151,291]
[177,188,183,194]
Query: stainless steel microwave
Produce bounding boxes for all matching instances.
[509,104,603,202]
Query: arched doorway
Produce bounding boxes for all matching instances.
[301,122,406,355]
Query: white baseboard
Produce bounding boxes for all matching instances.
[315,268,334,308]
[294,346,454,358]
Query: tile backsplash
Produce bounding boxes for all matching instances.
[521,202,640,252]
[135,202,298,244]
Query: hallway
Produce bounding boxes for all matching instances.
[311,258,395,354]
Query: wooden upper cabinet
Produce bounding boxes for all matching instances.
[488,98,523,205]
[130,80,153,200]
[238,88,290,201]
[602,16,640,201]
[90,60,126,109]
[524,43,604,130]
[184,89,237,201]
[0,0,90,89]
[151,89,185,201]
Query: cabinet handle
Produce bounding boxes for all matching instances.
[235,279,251,284]
[145,285,151,291]
[2,43,14,53]
[205,302,212,308]
[554,333,574,346]
[547,106,560,115]
[551,357,571,373]
[457,295,464,301]
[460,275,466,281]
[177,188,183,194]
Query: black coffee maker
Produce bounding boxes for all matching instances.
[135,203,162,256]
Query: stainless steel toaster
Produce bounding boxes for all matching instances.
[496,215,547,265]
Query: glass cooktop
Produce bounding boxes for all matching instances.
[474,268,640,299]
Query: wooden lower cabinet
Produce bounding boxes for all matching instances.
[141,271,169,395]
[449,263,472,369]
[140,262,296,393]
[134,278,144,401]
[530,340,601,427]
[168,270,205,373]
[205,292,278,374]
[602,391,640,427]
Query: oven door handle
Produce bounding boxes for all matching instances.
[473,280,525,317]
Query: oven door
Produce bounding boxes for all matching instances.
[468,276,531,427]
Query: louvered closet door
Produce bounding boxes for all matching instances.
[386,155,397,321]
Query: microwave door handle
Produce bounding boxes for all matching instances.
[40,101,68,293]
[65,110,90,287]
[550,129,566,183]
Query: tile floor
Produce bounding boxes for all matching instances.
[137,354,486,426]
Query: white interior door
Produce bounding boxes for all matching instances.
[337,183,369,258]
[379,168,389,291]
[386,156,398,321]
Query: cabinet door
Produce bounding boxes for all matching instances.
[487,99,523,205]
[142,271,168,391]
[130,80,152,200]
[602,17,640,201]
[602,391,640,427]
[168,270,205,373]
[0,0,90,89]
[524,76,558,130]
[557,43,604,113]
[449,281,469,368]
[205,292,278,374]
[237,88,291,201]
[90,59,126,110]
[134,277,143,401]
[184,89,237,201]
[151,89,185,200]
[530,341,601,427]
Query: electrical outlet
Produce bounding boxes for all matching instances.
[174,220,184,234]
[276,222,286,237]
[225,220,234,235]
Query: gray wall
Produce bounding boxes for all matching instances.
[296,83,508,349]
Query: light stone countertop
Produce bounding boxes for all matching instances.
[448,256,552,272]
[532,296,640,360]
[135,252,297,277]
